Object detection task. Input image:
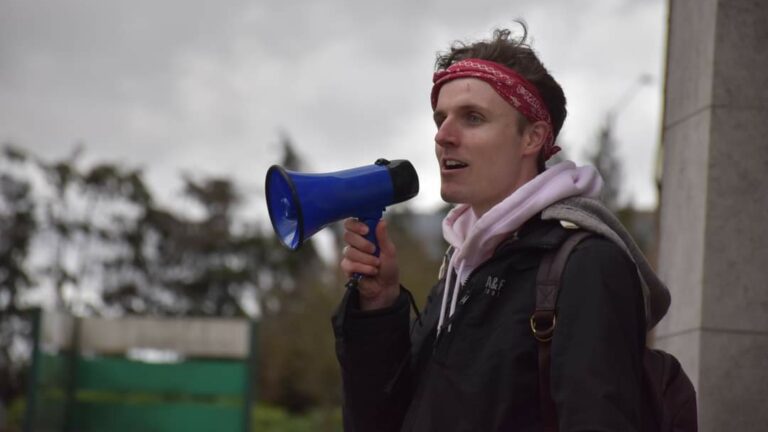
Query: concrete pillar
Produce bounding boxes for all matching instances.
[655,0,768,430]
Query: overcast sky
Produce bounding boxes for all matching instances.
[1,0,667,222]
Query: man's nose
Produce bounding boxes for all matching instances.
[435,118,457,147]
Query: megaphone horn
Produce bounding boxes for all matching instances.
[265,158,419,252]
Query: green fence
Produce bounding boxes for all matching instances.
[24,310,258,432]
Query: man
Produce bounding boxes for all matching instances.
[334,26,669,432]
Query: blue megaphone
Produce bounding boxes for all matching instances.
[265,159,419,252]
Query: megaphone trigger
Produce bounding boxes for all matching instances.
[360,215,383,257]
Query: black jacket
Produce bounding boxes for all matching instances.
[333,217,647,432]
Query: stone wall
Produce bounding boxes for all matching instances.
[655,0,768,430]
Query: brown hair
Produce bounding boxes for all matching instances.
[435,23,566,171]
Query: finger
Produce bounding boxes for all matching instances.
[343,245,380,267]
[343,218,370,235]
[343,230,376,254]
[340,258,379,277]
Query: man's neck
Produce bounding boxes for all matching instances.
[472,170,539,218]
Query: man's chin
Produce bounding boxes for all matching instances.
[440,190,464,206]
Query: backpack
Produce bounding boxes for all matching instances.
[531,230,698,432]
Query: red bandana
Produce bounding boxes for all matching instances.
[431,58,560,160]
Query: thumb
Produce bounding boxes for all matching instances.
[376,219,396,256]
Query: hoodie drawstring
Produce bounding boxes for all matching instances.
[436,259,453,338]
[437,258,466,336]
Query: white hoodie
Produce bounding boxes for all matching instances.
[437,161,603,335]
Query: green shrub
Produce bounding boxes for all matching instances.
[253,404,341,432]
[5,397,26,432]
[6,399,342,432]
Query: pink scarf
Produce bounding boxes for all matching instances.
[437,161,603,334]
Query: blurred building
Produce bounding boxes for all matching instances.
[654,0,768,430]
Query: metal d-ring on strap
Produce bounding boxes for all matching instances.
[530,313,557,342]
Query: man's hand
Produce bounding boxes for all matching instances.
[340,218,400,311]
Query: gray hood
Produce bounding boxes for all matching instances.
[542,196,671,330]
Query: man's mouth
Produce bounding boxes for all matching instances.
[443,159,469,170]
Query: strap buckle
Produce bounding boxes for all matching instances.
[530,312,557,342]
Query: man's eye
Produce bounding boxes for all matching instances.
[467,112,484,124]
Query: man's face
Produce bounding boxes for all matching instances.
[433,78,530,216]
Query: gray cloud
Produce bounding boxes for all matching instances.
[1,0,666,218]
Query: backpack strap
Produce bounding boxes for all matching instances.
[531,230,592,432]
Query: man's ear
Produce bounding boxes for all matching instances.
[521,121,550,157]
